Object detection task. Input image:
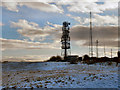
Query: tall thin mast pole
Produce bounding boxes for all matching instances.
[90,12,93,57]
[111,49,112,58]
[104,44,106,57]
[96,40,98,58]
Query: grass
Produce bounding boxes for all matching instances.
[45,81,52,83]
[2,62,118,88]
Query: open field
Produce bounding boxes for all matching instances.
[2,62,119,88]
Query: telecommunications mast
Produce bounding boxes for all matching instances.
[61,21,71,60]
[89,12,93,57]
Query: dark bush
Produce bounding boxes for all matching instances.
[56,56,62,62]
[48,56,62,62]
[49,56,56,61]
[83,54,90,61]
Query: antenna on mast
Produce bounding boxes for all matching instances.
[61,21,71,60]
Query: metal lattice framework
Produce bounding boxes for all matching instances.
[61,21,70,60]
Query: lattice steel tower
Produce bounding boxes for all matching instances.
[61,21,70,60]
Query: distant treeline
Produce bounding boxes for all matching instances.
[46,54,120,65]
[81,55,119,65]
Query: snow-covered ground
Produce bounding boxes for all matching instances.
[2,62,119,88]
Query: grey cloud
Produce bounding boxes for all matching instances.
[1,38,57,51]
[70,25,118,47]
[83,40,118,47]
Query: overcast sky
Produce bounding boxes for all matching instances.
[1,0,119,62]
